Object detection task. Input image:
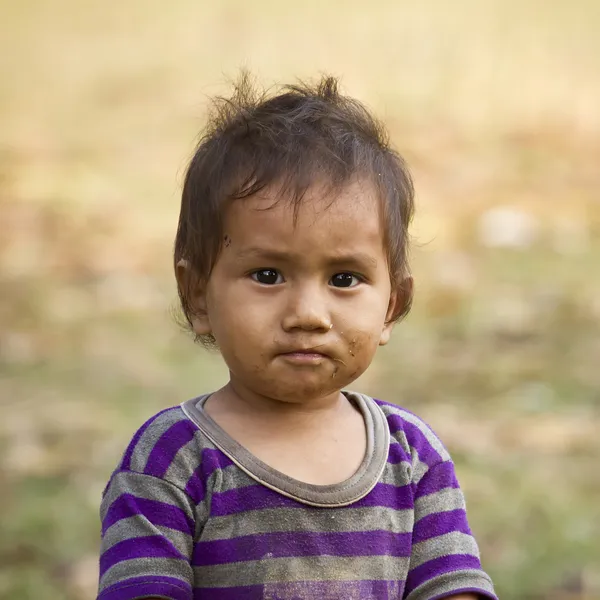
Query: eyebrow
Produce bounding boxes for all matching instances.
[235,247,378,269]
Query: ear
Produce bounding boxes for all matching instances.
[175,259,212,336]
[379,276,413,346]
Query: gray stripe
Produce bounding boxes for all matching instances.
[100,471,195,522]
[414,487,465,519]
[129,408,187,473]
[384,405,450,462]
[378,462,411,487]
[389,427,410,453]
[199,457,411,494]
[101,516,192,556]
[201,505,414,541]
[409,531,479,569]
[410,454,429,485]
[162,430,218,485]
[405,569,496,600]
[100,557,192,591]
[193,555,410,587]
[388,438,418,482]
[379,420,439,486]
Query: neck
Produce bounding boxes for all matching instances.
[210,379,349,427]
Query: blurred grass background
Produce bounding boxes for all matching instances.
[1,0,599,598]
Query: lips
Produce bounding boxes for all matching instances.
[276,345,333,363]
[279,351,328,364]
[278,346,331,358]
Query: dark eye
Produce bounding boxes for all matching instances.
[330,273,360,288]
[251,269,283,285]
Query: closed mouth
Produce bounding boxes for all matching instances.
[280,348,329,357]
[278,349,330,361]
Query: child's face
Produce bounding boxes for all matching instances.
[192,179,401,404]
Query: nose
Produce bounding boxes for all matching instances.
[281,283,332,333]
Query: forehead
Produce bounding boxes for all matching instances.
[223,180,385,251]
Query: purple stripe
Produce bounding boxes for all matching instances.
[120,407,176,471]
[194,580,406,599]
[375,400,425,424]
[387,442,410,465]
[102,494,194,536]
[413,508,471,543]
[99,576,191,600]
[414,461,459,499]
[100,536,186,578]
[210,482,413,517]
[405,554,483,593]
[355,483,414,510]
[210,484,299,516]
[183,472,205,505]
[144,420,198,478]
[386,415,445,468]
[192,530,412,566]
[184,448,235,504]
[374,398,398,409]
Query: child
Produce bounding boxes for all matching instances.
[97,75,497,600]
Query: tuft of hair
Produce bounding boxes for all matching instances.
[175,72,414,348]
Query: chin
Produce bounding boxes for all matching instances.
[258,378,344,404]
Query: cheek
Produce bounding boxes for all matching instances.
[209,282,264,328]
[340,294,389,337]
[332,329,379,384]
[207,287,276,360]
[340,327,380,364]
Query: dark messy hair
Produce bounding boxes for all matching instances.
[175,74,414,347]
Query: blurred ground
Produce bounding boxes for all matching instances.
[0,1,599,598]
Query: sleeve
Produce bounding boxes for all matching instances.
[404,460,498,600]
[97,469,196,600]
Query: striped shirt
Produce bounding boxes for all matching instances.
[98,392,497,600]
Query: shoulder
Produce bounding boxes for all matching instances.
[373,398,452,481]
[117,404,197,474]
[374,398,450,462]
[106,400,227,503]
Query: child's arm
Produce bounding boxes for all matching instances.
[98,469,195,600]
[385,404,497,600]
[97,408,204,600]
[403,457,496,600]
